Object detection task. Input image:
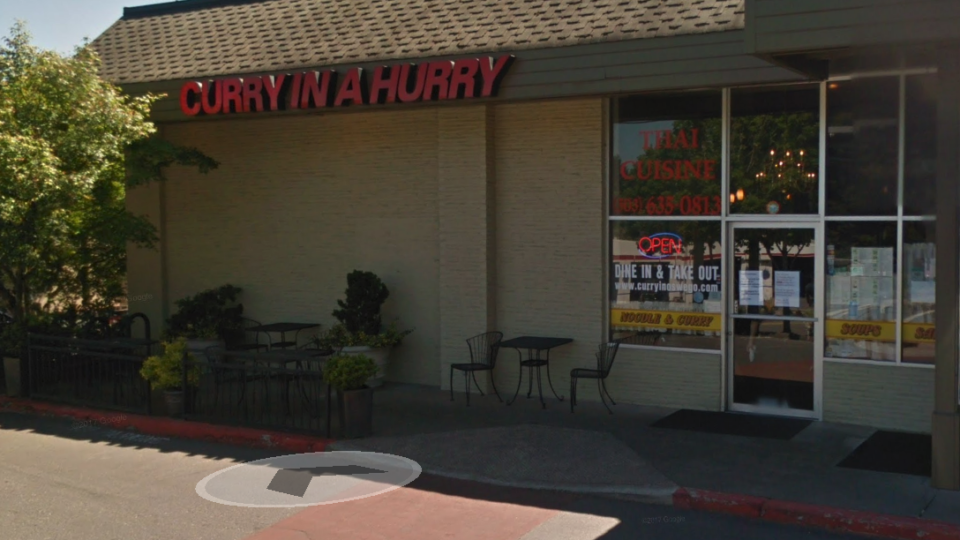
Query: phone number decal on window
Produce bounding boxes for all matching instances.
[615,195,722,216]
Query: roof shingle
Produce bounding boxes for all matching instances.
[92,0,745,84]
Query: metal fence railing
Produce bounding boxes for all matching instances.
[27,334,152,415]
[183,348,332,437]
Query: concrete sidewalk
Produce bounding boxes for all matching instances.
[332,424,678,503]
[4,384,960,539]
[332,383,960,539]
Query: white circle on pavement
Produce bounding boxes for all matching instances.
[195,451,422,507]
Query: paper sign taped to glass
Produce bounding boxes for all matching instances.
[738,270,763,307]
[774,271,800,308]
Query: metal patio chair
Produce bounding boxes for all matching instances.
[449,331,503,406]
[570,332,659,414]
[203,345,263,412]
[228,317,269,352]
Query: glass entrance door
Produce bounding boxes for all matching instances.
[728,223,820,417]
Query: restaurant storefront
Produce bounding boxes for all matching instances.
[609,74,938,422]
[93,0,960,487]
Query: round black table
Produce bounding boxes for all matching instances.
[499,336,573,408]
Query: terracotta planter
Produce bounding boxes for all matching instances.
[3,356,20,397]
[164,390,185,417]
[340,346,391,388]
[337,386,373,438]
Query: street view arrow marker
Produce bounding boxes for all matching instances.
[195,451,422,507]
[267,465,387,497]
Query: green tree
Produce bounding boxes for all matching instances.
[0,23,217,324]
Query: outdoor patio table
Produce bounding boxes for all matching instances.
[257,349,332,436]
[500,336,573,409]
[247,322,320,350]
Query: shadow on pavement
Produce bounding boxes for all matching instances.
[0,409,284,462]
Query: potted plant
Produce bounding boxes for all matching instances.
[0,322,25,397]
[324,353,378,438]
[165,285,245,362]
[328,271,411,387]
[139,338,201,417]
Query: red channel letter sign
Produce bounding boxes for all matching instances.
[179,55,515,116]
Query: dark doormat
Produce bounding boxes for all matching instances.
[837,430,932,477]
[650,409,812,440]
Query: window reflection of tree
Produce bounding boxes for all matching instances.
[730,111,819,215]
[826,77,899,216]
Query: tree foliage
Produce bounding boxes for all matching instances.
[0,22,217,323]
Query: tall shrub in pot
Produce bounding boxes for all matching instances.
[139,338,201,417]
[328,271,410,387]
[324,353,378,438]
[332,271,390,336]
[164,285,245,361]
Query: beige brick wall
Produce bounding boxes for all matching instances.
[491,99,606,400]
[438,106,498,392]
[156,110,442,385]
[824,361,934,433]
[612,348,722,410]
[125,180,166,340]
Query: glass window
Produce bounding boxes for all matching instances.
[730,85,820,215]
[612,91,722,217]
[902,221,935,364]
[826,77,899,216]
[824,222,898,361]
[904,75,938,216]
[610,221,722,349]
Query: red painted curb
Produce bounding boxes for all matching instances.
[675,488,960,540]
[0,396,332,453]
[673,487,765,518]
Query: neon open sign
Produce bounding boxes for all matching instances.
[638,233,683,260]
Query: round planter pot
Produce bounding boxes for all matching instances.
[3,356,21,397]
[337,386,373,438]
[163,390,185,417]
[340,346,391,388]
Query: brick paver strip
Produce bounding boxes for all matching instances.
[244,483,560,540]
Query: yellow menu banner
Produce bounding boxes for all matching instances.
[903,323,935,344]
[825,320,935,344]
[611,309,721,332]
[825,320,895,342]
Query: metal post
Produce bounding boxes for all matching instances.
[181,346,189,418]
[932,43,960,490]
[23,333,31,398]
